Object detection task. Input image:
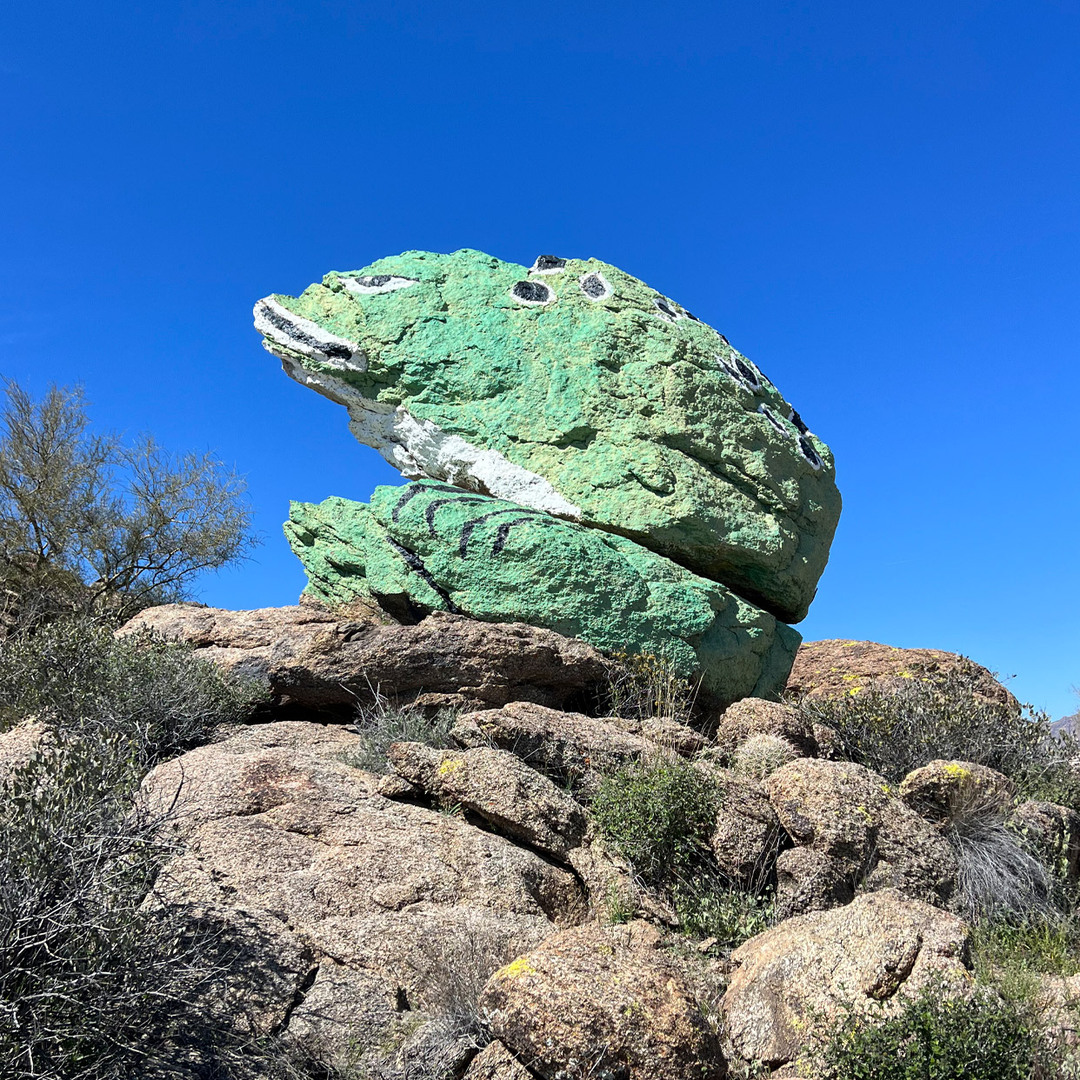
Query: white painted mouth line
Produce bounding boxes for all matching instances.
[254,297,368,372]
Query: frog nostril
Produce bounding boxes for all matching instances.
[579,272,611,301]
[511,280,554,306]
[529,255,567,274]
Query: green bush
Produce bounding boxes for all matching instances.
[591,756,720,888]
[0,617,263,774]
[797,671,1080,806]
[823,980,1035,1080]
[671,876,772,946]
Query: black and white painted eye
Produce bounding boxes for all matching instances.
[758,404,789,437]
[718,352,762,393]
[653,297,686,322]
[798,434,823,471]
[341,275,419,295]
[529,255,567,275]
[789,408,810,435]
[685,311,701,322]
[511,280,555,306]
[579,272,611,301]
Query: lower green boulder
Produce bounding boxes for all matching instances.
[285,481,801,707]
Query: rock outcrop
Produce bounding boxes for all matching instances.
[478,921,725,1080]
[785,639,1018,710]
[120,603,614,712]
[286,482,802,707]
[721,890,972,1068]
[764,758,957,918]
[256,249,840,623]
[142,722,589,1068]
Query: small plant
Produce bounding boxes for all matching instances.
[604,651,698,724]
[729,733,798,781]
[944,787,1060,922]
[797,671,1080,806]
[344,691,458,774]
[591,755,720,888]
[823,978,1036,1080]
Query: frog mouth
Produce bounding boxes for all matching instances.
[253,297,367,372]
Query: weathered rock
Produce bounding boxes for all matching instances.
[700,765,786,887]
[256,249,840,623]
[463,1040,533,1080]
[142,722,587,1067]
[714,698,817,758]
[479,921,725,1079]
[287,482,801,707]
[1012,800,1080,881]
[721,890,971,1068]
[450,701,703,794]
[899,759,1016,825]
[386,742,588,861]
[785,639,1019,711]
[120,603,614,713]
[764,758,957,918]
[0,718,49,780]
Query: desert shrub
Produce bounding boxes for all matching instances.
[604,651,698,724]
[797,671,1080,805]
[0,736,315,1080]
[671,874,773,945]
[343,694,458,775]
[591,755,720,888]
[823,978,1035,1080]
[973,918,1080,997]
[0,617,262,772]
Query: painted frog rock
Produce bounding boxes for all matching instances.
[286,481,801,707]
[256,250,839,623]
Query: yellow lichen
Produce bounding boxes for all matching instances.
[942,762,972,781]
[437,757,464,777]
[494,956,537,980]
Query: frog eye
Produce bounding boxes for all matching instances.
[511,280,555,306]
[579,272,611,301]
[529,255,567,274]
[798,434,823,471]
[341,275,418,295]
[789,408,810,435]
[758,403,789,436]
[653,297,686,322]
[718,352,762,393]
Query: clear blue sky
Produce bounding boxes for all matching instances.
[2,1,1077,716]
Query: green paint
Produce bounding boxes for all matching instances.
[285,481,802,706]
[258,249,840,623]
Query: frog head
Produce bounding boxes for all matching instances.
[255,249,840,623]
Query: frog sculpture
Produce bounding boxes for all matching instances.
[257,250,841,703]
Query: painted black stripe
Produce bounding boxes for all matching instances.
[387,538,462,615]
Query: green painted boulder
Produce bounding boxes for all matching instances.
[285,481,802,707]
[256,249,840,623]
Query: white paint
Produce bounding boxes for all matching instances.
[253,298,367,372]
[270,347,583,520]
[340,276,418,295]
